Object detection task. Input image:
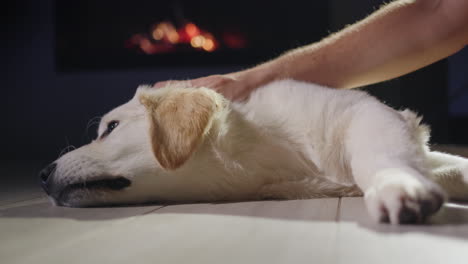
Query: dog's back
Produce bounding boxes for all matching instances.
[237,80,383,185]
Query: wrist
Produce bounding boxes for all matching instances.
[235,60,284,90]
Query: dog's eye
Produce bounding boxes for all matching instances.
[101,120,119,139]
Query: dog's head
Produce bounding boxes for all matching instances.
[40,85,228,207]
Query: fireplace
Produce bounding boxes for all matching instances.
[55,0,329,71]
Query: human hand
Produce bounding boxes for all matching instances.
[154,73,254,101]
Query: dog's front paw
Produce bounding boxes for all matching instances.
[364,169,446,225]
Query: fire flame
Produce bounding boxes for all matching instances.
[126,21,219,54]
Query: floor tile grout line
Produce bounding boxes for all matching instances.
[0,192,44,204]
[335,197,342,222]
[0,196,48,210]
[142,205,168,215]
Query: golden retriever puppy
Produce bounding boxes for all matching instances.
[39,80,468,224]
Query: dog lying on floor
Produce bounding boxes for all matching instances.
[39,80,468,224]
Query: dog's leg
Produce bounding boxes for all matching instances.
[345,105,445,224]
[427,151,468,200]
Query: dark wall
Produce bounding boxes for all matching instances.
[4,0,467,162]
[3,0,241,161]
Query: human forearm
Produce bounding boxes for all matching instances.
[155,0,467,100]
[240,0,468,89]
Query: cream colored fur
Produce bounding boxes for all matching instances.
[47,80,468,224]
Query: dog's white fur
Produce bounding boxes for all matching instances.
[48,80,468,224]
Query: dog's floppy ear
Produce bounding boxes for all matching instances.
[139,87,220,170]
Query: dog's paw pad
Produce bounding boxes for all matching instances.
[365,171,445,225]
[398,206,420,224]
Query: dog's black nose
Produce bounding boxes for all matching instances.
[39,163,56,194]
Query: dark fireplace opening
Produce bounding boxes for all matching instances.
[55,0,329,72]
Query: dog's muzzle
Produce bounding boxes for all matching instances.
[39,162,132,206]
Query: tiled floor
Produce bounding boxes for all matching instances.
[1,148,468,264]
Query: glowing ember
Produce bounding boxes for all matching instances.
[202,38,215,52]
[152,28,164,40]
[190,35,205,48]
[185,23,200,38]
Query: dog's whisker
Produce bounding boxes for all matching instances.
[56,137,77,159]
[85,116,102,131]
[57,145,77,158]
[83,116,102,142]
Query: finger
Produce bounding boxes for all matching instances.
[153,81,168,88]
[154,80,191,89]
[236,93,249,102]
[190,77,215,87]
[230,87,251,102]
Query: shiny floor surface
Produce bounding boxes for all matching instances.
[2,146,468,264]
